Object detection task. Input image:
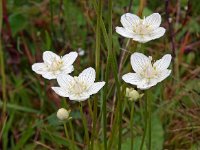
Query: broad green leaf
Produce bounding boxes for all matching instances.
[9,13,28,36]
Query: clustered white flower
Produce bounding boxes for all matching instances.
[52,67,105,101]
[32,12,172,117]
[122,52,172,90]
[32,51,78,80]
[116,13,166,43]
[32,51,105,101]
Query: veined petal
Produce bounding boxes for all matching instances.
[61,65,74,74]
[42,72,57,80]
[69,93,90,101]
[145,13,161,29]
[51,87,69,97]
[122,73,142,85]
[121,13,140,31]
[62,52,78,67]
[32,63,47,74]
[116,27,134,38]
[131,52,151,73]
[87,82,105,95]
[150,27,166,40]
[43,51,60,64]
[78,67,95,84]
[153,54,172,71]
[57,74,74,88]
[137,78,158,90]
[131,34,151,43]
[156,69,171,83]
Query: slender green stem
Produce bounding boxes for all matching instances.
[118,88,123,150]
[63,100,76,149]
[140,93,148,150]
[63,123,69,142]
[130,102,135,150]
[147,90,151,150]
[79,103,90,149]
[69,121,76,150]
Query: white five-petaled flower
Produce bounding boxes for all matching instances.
[116,13,166,43]
[32,51,78,80]
[122,52,172,90]
[52,67,105,101]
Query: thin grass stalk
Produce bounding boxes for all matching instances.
[79,103,90,149]
[91,0,102,149]
[101,0,113,149]
[92,1,121,149]
[0,0,7,140]
[130,102,135,150]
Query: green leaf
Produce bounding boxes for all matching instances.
[122,136,147,150]
[151,113,164,150]
[14,127,34,150]
[9,13,28,36]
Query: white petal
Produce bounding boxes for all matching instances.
[61,52,78,67]
[145,13,161,29]
[43,51,60,64]
[131,52,151,73]
[78,67,95,84]
[137,78,158,90]
[122,73,142,85]
[150,27,166,40]
[69,93,90,101]
[57,74,74,88]
[116,27,134,38]
[153,54,172,71]
[156,69,171,83]
[88,82,105,95]
[131,34,151,43]
[42,72,57,80]
[51,87,69,97]
[32,63,47,74]
[121,13,140,31]
[61,65,74,74]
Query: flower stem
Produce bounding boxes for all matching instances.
[79,103,90,149]
[69,121,76,150]
[130,102,135,150]
[140,92,148,150]
[63,123,69,142]
[147,90,151,150]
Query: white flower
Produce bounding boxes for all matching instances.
[52,67,105,101]
[122,52,172,90]
[125,88,143,101]
[32,51,78,80]
[116,13,166,43]
[57,108,70,121]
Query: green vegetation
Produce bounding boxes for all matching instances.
[0,0,200,149]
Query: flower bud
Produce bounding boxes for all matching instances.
[125,88,143,101]
[57,108,70,121]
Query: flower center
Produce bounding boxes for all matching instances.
[141,64,157,79]
[48,57,63,73]
[68,77,88,95]
[133,19,152,35]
